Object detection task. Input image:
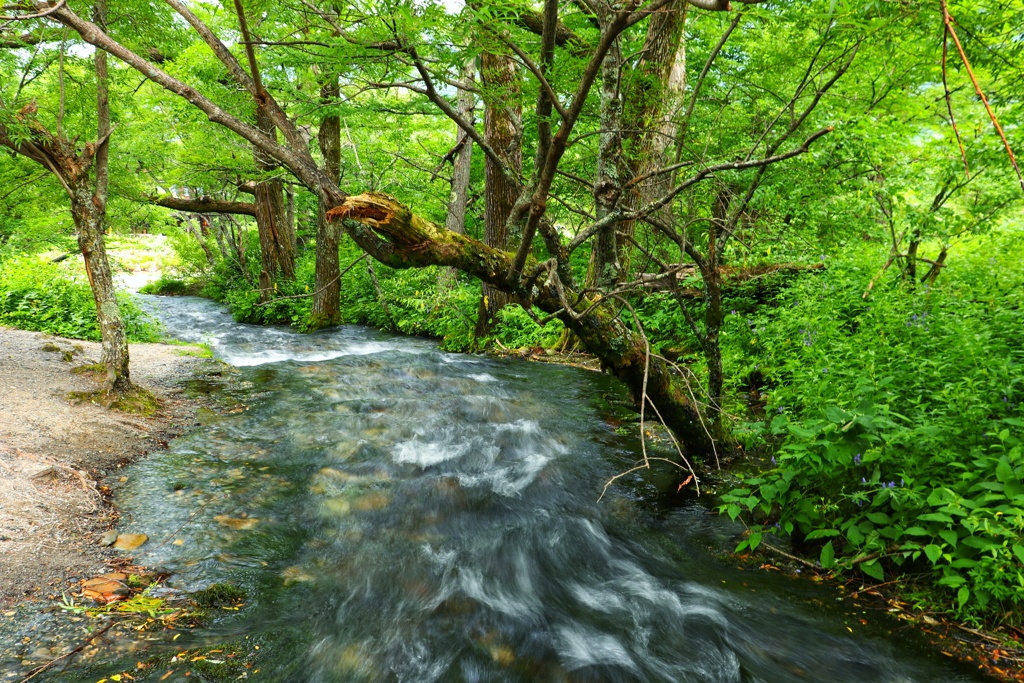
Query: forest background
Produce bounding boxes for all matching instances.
[0,0,1022,641]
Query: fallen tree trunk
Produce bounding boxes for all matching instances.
[328,193,716,472]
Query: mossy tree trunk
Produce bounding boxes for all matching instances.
[253,105,296,293]
[475,52,522,339]
[310,76,343,329]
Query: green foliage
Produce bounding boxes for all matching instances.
[139,274,193,295]
[488,305,565,350]
[718,232,1024,623]
[0,255,162,342]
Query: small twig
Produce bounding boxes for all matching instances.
[760,541,820,569]
[848,577,902,599]
[18,617,114,683]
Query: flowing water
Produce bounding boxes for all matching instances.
[7,296,991,682]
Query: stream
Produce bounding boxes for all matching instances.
[6,295,991,682]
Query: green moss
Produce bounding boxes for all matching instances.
[190,582,247,608]
[71,362,107,375]
[110,386,161,416]
[66,385,162,416]
[102,640,259,682]
[175,343,214,358]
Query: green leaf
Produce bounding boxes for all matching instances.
[924,544,942,564]
[996,457,1018,485]
[866,512,890,524]
[820,541,836,569]
[824,405,852,424]
[938,530,959,547]
[957,587,970,609]
[860,559,884,581]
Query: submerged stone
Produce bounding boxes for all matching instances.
[113,533,148,550]
[214,515,259,530]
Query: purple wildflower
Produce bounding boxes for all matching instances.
[854,453,861,465]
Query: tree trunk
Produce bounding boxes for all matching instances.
[311,78,343,329]
[617,2,687,279]
[905,228,920,284]
[701,188,728,419]
[73,185,131,394]
[85,0,131,395]
[586,33,623,290]
[439,59,475,290]
[253,105,296,293]
[475,52,522,338]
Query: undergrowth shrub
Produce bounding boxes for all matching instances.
[717,234,1024,624]
[0,255,162,342]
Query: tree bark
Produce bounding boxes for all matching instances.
[617,1,688,279]
[74,183,131,394]
[586,28,623,290]
[311,77,343,328]
[253,105,295,292]
[439,58,475,290]
[475,52,522,338]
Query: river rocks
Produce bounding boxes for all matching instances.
[81,573,129,603]
[281,566,314,585]
[97,530,118,546]
[112,533,149,550]
[214,515,259,530]
[318,467,360,482]
[323,498,351,516]
[352,492,390,511]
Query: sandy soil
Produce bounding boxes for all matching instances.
[0,327,210,606]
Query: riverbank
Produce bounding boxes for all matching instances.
[0,327,213,606]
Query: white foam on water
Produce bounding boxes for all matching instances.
[569,583,627,614]
[555,624,639,674]
[458,566,540,620]
[393,440,469,467]
[458,451,551,497]
[224,341,403,366]
[467,373,498,383]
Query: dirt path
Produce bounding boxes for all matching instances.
[0,327,212,606]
